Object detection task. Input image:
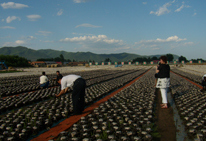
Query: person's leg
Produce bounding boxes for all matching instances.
[160,88,168,107]
[40,83,46,88]
[45,81,49,88]
[72,89,80,114]
[72,79,85,114]
[79,79,86,112]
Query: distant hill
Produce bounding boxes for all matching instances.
[0,46,179,61]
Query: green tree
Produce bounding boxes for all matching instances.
[0,55,31,67]
[54,57,61,62]
[60,54,65,64]
[179,55,188,62]
[104,58,112,62]
[166,54,174,62]
[151,56,158,60]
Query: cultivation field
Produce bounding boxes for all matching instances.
[0,65,142,78]
[0,65,205,141]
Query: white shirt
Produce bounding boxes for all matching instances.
[61,74,81,90]
[40,75,49,84]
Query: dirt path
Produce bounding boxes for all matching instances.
[156,89,176,141]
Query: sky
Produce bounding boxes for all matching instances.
[0,0,205,60]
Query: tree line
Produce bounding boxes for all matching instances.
[132,54,174,63]
[0,55,31,67]
[1,54,205,68]
[37,54,71,64]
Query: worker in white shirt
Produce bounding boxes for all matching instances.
[40,71,49,88]
[55,74,86,115]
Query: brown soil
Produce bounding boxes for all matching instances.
[156,89,176,141]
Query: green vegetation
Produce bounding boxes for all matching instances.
[37,54,71,63]
[150,123,161,139]
[0,54,31,67]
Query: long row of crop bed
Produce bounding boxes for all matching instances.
[0,69,142,97]
[0,68,146,114]
[0,67,150,141]
[170,72,205,140]
[44,68,157,141]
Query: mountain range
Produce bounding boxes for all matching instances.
[0,46,179,62]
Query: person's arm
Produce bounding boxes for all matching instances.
[156,66,159,73]
[55,87,69,97]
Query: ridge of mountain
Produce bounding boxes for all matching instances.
[0,46,179,61]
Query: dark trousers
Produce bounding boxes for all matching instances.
[72,78,86,114]
[202,81,206,90]
[40,81,49,88]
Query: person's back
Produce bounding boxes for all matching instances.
[40,75,48,84]
[61,74,81,90]
[157,64,170,78]
[40,72,49,88]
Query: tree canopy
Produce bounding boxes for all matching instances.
[179,55,188,62]
[166,54,174,62]
[0,55,31,67]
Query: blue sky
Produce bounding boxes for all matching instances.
[0,0,205,59]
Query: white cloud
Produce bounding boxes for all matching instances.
[20,36,36,40]
[57,9,63,16]
[36,31,52,36]
[3,40,26,46]
[134,35,191,51]
[136,36,186,44]
[41,40,54,43]
[73,0,93,3]
[193,12,197,16]
[150,2,172,16]
[152,48,160,50]
[6,16,21,23]
[28,36,35,40]
[1,2,28,9]
[184,42,194,45]
[60,35,123,44]
[75,23,102,28]
[175,5,184,12]
[72,32,94,36]
[27,15,41,21]
[15,40,25,44]
[0,26,15,29]
[175,2,191,12]
[142,2,147,5]
[2,19,4,22]
[59,35,127,53]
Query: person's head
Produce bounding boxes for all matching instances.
[159,56,167,64]
[204,76,206,81]
[56,71,60,75]
[42,71,46,75]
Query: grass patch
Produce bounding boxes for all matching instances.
[150,123,161,140]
